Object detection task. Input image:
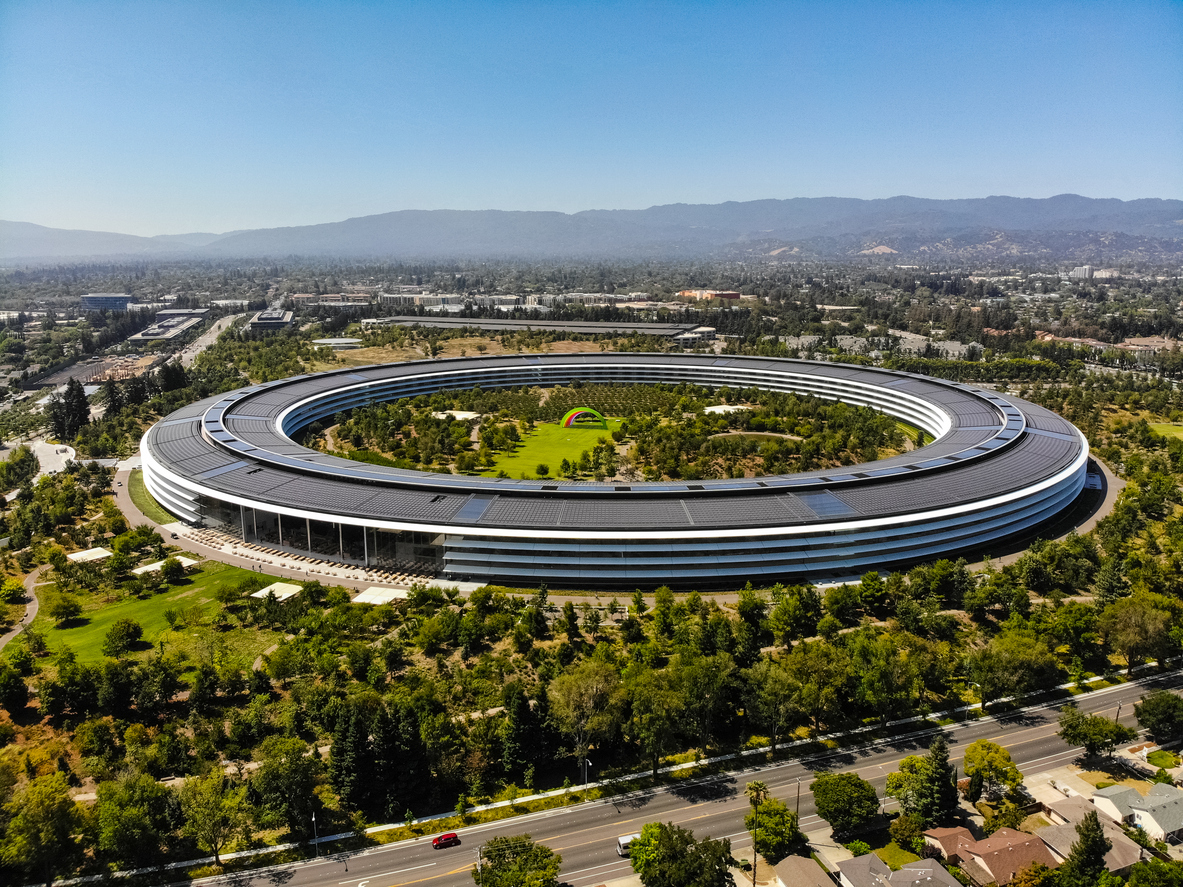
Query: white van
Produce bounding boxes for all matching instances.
[616,833,641,857]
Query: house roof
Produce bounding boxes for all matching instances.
[838,853,892,887]
[774,854,831,887]
[960,828,1060,886]
[1092,785,1142,818]
[924,826,976,858]
[1048,796,1097,824]
[1037,821,1144,873]
[836,854,961,887]
[1132,783,1183,835]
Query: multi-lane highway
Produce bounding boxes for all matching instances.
[215,672,1180,887]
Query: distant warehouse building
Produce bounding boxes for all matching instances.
[80,293,132,312]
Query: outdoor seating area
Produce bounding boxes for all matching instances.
[173,525,440,588]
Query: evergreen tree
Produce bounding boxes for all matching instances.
[914,734,959,827]
[330,703,372,812]
[501,684,534,780]
[1057,811,1112,887]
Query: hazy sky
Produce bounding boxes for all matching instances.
[1,1,1180,235]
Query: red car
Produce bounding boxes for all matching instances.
[432,832,460,849]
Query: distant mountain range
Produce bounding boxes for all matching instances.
[3,195,1182,263]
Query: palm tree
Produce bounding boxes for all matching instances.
[745,780,771,886]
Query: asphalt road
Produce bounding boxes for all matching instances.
[205,671,1180,887]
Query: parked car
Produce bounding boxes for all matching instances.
[432,832,460,849]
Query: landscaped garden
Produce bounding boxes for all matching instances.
[313,381,906,481]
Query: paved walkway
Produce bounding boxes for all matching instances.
[0,564,46,653]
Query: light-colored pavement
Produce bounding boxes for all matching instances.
[0,564,46,653]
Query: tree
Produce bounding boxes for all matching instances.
[1135,690,1183,745]
[744,797,803,864]
[159,556,186,585]
[963,740,1022,797]
[1058,705,1137,758]
[93,771,174,867]
[252,736,320,838]
[966,627,1061,707]
[46,593,82,625]
[744,780,770,872]
[1128,858,1183,887]
[180,772,246,865]
[1010,863,1060,887]
[0,772,82,883]
[0,664,29,713]
[627,666,684,777]
[914,735,959,827]
[472,834,561,887]
[743,657,801,754]
[1099,593,1171,668]
[629,821,735,887]
[330,701,373,812]
[45,378,90,441]
[102,617,143,657]
[811,771,879,837]
[548,659,623,776]
[1057,811,1112,887]
[885,735,958,827]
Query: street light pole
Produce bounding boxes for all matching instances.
[751,804,759,887]
[312,811,318,858]
[584,757,592,790]
[795,776,801,817]
[1116,702,1123,724]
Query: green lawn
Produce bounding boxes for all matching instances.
[128,468,178,524]
[1150,424,1183,441]
[1148,750,1179,769]
[30,561,281,663]
[480,419,624,479]
[875,841,922,870]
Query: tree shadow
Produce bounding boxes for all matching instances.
[668,773,737,803]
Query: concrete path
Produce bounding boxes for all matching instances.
[0,564,46,653]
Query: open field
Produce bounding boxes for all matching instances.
[128,468,176,523]
[1149,423,1183,440]
[29,561,282,663]
[480,419,624,479]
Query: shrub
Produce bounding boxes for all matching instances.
[845,840,872,856]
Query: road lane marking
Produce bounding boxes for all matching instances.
[338,863,435,883]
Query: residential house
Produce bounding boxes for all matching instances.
[773,854,832,887]
[837,854,960,887]
[956,828,1060,886]
[1129,783,1183,842]
[1091,785,1140,825]
[923,826,975,864]
[1037,821,1146,878]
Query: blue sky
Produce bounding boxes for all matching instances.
[1,0,1180,235]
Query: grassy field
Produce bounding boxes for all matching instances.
[1149,424,1183,440]
[30,561,282,664]
[128,468,177,524]
[481,419,624,479]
